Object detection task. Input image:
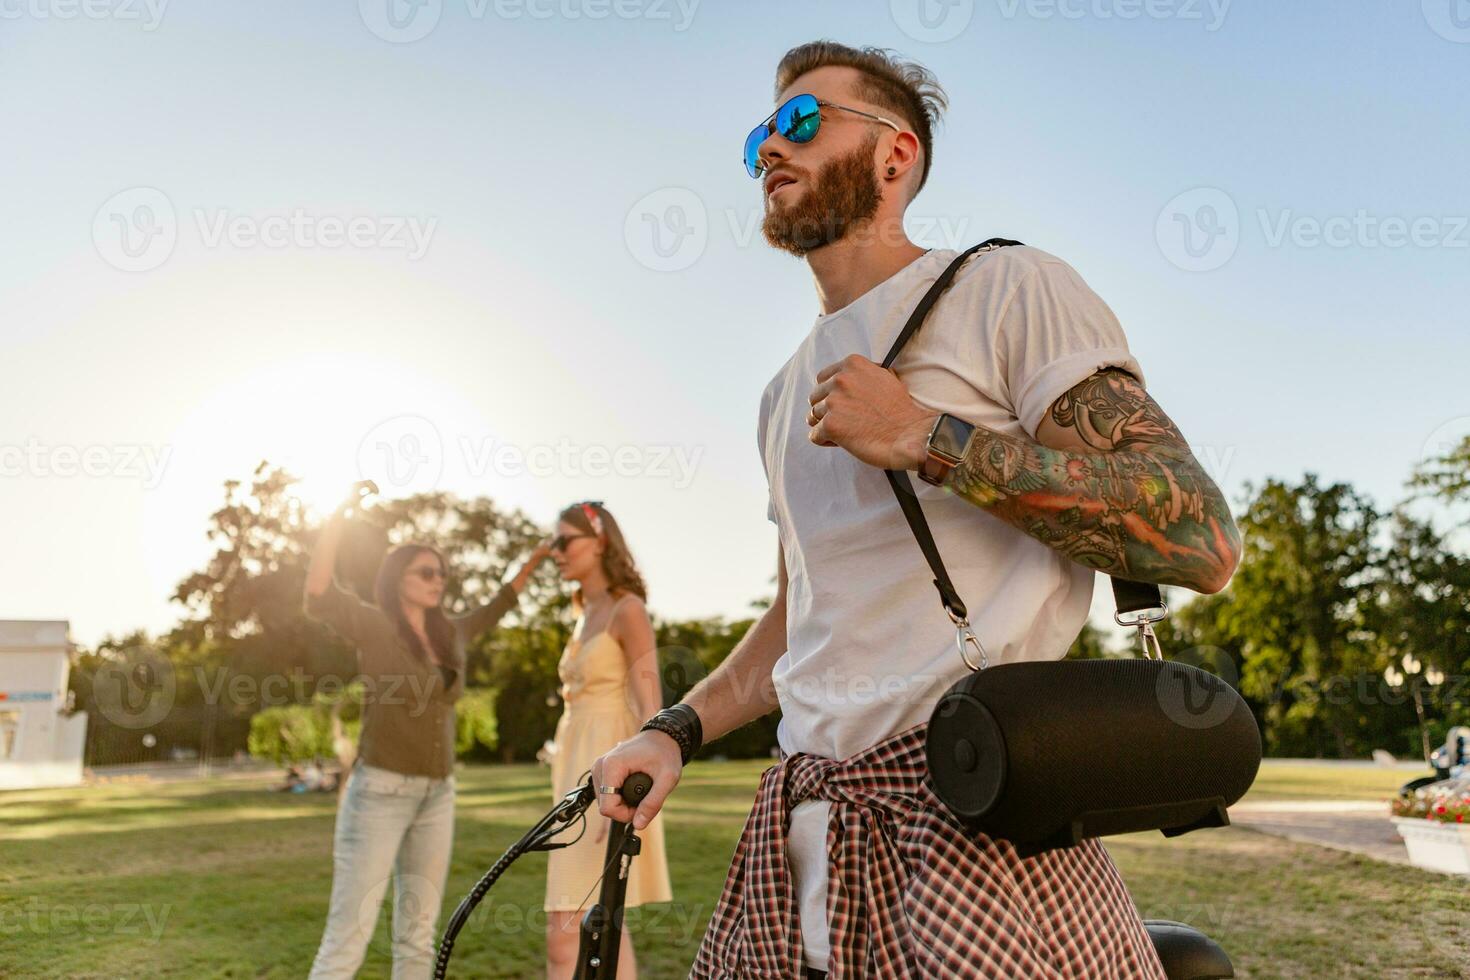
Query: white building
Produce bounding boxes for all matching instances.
[0,620,87,790]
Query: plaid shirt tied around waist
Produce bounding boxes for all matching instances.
[689,722,1167,980]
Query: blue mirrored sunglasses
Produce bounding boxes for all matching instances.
[742,93,902,179]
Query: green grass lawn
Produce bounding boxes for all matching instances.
[1243,761,1424,803]
[2,761,1467,979]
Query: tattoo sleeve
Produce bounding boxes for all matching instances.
[947,368,1240,592]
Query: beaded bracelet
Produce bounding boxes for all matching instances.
[640,704,704,766]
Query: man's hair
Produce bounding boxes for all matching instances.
[774,41,948,195]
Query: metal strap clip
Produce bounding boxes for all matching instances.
[1115,601,1168,661]
[948,606,989,672]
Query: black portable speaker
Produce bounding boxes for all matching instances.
[925,658,1261,857]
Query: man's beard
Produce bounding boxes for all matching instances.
[762,135,883,257]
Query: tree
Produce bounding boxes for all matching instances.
[1213,476,1382,757]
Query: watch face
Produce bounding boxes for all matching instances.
[931,415,973,461]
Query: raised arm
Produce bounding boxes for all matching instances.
[302,508,378,644]
[452,539,552,640]
[304,510,347,599]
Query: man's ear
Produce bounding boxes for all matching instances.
[883,129,923,187]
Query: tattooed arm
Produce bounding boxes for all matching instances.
[947,368,1240,593]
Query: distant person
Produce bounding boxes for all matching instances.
[303,491,550,979]
[543,501,671,980]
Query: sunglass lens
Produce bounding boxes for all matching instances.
[778,94,820,144]
[744,123,769,178]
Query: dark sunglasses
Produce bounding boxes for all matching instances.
[743,92,903,179]
[551,533,596,553]
[408,566,446,583]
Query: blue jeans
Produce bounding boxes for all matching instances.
[308,761,456,979]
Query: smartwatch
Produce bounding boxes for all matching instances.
[919,413,976,487]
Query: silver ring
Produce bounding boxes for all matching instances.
[598,784,619,795]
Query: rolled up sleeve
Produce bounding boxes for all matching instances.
[999,258,1145,440]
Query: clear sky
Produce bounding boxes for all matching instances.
[3,0,1467,648]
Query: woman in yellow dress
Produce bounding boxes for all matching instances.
[544,500,672,979]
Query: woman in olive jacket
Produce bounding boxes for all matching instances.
[303,496,549,979]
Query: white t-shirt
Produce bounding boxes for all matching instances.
[756,245,1145,972]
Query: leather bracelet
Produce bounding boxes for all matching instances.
[640,704,703,765]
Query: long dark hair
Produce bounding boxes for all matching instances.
[558,501,648,614]
[373,543,456,666]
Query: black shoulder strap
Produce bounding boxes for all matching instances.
[880,239,1163,627]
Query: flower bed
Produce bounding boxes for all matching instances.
[1390,777,1470,875]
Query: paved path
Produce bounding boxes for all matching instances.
[1227,799,1411,866]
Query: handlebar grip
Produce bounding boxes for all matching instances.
[621,772,653,806]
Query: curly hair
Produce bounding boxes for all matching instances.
[558,501,648,613]
[773,40,949,195]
